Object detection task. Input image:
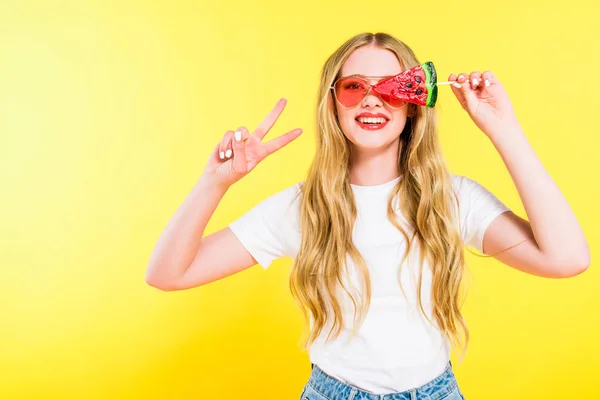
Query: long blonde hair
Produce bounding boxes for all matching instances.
[289,32,471,361]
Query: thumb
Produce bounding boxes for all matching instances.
[231,127,249,175]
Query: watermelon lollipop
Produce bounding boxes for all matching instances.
[373,61,438,108]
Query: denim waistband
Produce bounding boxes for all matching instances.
[307,361,458,400]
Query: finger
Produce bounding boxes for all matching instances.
[480,70,498,89]
[254,98,287,141]
[263,128,303,155]
[231,127,248,174]
[449,73,466,106]
[229,126,250,152]
[450,72,470,90]
[234,126,250,142]
[208,141,221,164]
[451,73,478,111]
[218,130,233,160]
[469,71,482,90]
[220,130,235,160]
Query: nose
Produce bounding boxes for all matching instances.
[361,85,384,107]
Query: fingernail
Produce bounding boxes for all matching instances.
[219,151,224,159]
[485,79,490,87]
[234,130,242,141]
[452,82,462,89]
[225,149,232,158]
[472,78,479,86]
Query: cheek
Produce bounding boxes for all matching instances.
[336,109,356,135]
[390,107,409,121]
[338,119,352,140]
[390,110,409,131]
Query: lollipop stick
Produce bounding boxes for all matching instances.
[437,80,471,85]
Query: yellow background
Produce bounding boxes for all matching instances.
[1,0,598,398]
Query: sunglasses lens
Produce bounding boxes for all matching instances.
[377,92,408,108]
[334,77,407,108]
[334,78,369,107]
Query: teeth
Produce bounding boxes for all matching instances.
[358,117,387,124]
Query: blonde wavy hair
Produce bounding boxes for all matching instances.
[289,32,474,361]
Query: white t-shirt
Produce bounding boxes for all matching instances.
[228,173,511,394]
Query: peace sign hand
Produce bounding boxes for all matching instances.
[204,98,303,189]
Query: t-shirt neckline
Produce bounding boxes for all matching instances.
[350,175,401,194]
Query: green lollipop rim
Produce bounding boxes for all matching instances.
[422,61,438,108]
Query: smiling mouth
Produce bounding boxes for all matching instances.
[355,118,389,130]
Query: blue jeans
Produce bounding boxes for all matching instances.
[300,361,465,400]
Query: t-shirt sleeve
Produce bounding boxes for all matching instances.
[228,183,302,270]
[452,174,512,254]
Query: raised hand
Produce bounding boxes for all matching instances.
[449,71,521,139]
[204,98,303,188]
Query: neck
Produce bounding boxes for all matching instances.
[348,137,402,186]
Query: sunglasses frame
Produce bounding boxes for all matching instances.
[329,75,408,109]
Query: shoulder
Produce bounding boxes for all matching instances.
[229,181,305,240]
[253,181,304,220]
[448,173,487,214]
[447,172,510,217]
[449,173,484,199]
[266,181,304,206]
[449,173,469,192]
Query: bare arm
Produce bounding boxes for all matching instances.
[481,126,590,278]
[145,174,239,290]
[145,98,302,291]
[449,71,590,278]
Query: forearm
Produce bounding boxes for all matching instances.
[490,125,590,266]
[145,173,228,286]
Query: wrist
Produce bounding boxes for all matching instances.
[197,172,230,194]
[488,123,525,146]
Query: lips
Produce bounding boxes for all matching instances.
[355,118,389,131]
[355,112,390,120]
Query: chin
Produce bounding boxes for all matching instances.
[348,131,398,151]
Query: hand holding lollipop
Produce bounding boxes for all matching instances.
[373,61,520,138]
[447,70,520,139]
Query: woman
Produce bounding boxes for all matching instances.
[145,32,590,399]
